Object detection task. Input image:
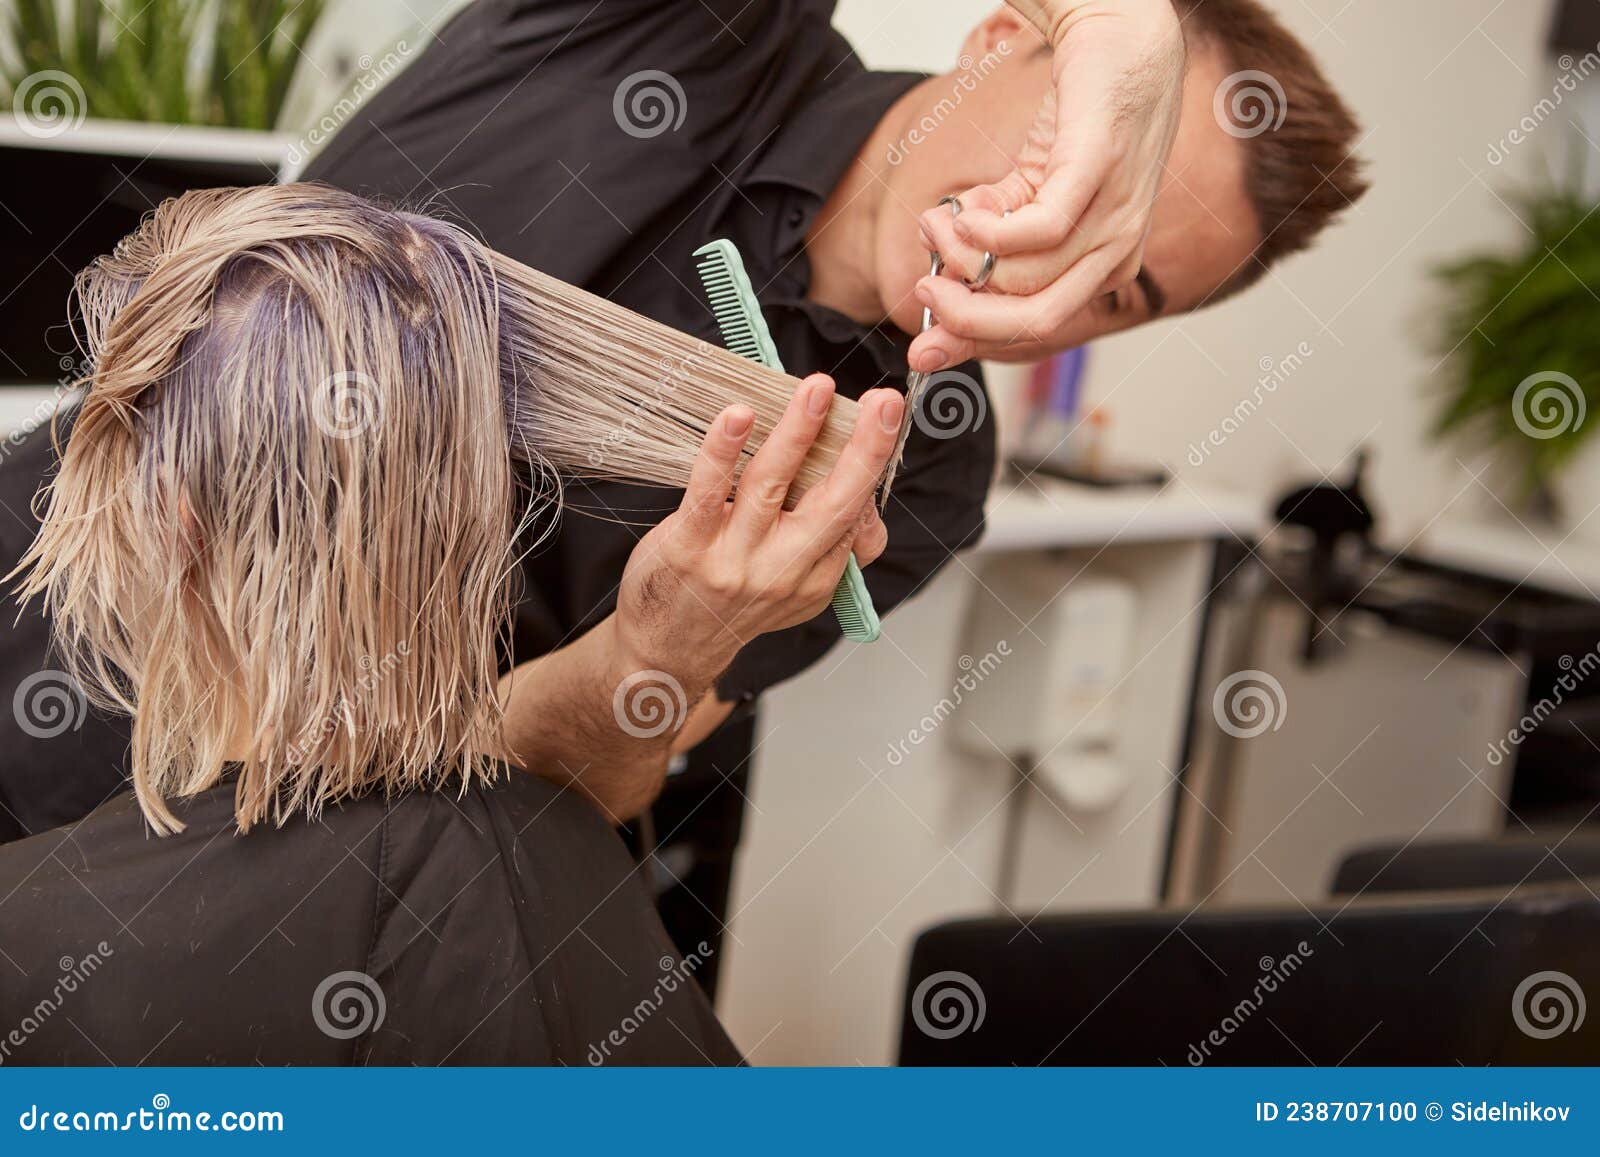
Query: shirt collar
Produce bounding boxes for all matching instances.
[742,67,925,378]
[743,67,925,200]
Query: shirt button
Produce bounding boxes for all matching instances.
[786,207,805,229]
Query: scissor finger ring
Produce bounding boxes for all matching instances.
[935,195,997,290]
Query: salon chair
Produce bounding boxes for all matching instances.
[1331,834,1600,896]
[897,881,1600,1065]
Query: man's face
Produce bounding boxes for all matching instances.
[873,18,1261,347]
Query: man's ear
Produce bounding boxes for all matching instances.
[958,6,1045,62]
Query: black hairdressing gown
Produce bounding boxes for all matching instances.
[0,767,740,1065]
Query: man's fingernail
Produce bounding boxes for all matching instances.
[806,379,833,417]
[952,217,972,239]
[724,409,754,436]
[880,396,905,432]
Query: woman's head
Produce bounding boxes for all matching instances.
[19,183,531,833]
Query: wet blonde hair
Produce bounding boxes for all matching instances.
[20,184,534,833]
[18,183,861,833]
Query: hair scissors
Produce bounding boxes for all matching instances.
[878,195,995,509]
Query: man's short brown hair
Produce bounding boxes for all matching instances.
[1178,0,1369,296]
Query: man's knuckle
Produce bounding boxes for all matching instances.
[705,567,742,598]
[751,477,789,508]
[1005,266,1051,297]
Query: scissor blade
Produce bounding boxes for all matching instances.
[877,368,927,511]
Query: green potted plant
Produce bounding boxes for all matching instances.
[1,0,325,131]
[1431,183,1600,523]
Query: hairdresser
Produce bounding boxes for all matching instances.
[298,0,1190,742]
[0,185,903,1061]
[0,2,1162,822]
[0,0,1369,890]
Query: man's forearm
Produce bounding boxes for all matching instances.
[495,614,718,823]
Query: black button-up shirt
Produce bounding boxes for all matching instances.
[306,0,994,699]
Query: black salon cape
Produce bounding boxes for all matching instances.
[0,767,740,1065]
[0,414,133,841]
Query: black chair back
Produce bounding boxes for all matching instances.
[899,885,1600,1065]
[1331,835,1600,896]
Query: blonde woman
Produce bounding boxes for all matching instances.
[0,184,899,1064]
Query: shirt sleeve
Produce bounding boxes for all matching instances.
[714,361,996,701]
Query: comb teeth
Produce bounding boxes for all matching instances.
[692,238,881,644]
[695,258,762,357]
[831,589,866,630]
[693,242,782,371]
[830,555,881,643]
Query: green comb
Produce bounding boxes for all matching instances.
[693,239,881,644]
